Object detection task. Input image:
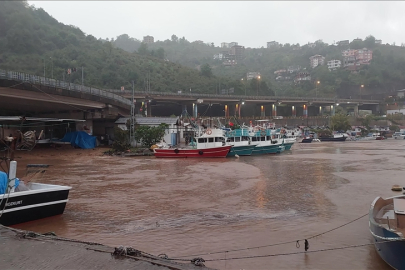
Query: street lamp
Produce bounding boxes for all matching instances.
[316,80,320,98]
[360,84,364,101]
[257,75,261,96]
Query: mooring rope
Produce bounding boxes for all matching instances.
[170,213,369,259]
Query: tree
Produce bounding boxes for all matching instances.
[138,42,149,55]
[364,35,376,49]
[330,113,351,131]
[200,63,212,77]
[134,123,168,147]
[171,34,178,42]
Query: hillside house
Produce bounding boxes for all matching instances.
[309,55,325,68]
[247,72,261,80]
[327,60,341,71]
[143,35,154,43]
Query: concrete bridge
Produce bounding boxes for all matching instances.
[110,89,381,119]
[0,70,131,117]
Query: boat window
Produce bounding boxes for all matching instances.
[266,136,271,140]
[227,137,234,142]
[252,137,258,142]
[261,137,265,141]
[235,137,241,142]
[198,138,207,143]
[208,138,214,143]
[242,136,249,141]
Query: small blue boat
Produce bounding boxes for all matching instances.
[369,195,405,270]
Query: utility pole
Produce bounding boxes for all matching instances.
[43,58,46,77]
[81,66,84,85]
[130,80,135,146]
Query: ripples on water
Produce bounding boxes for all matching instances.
[13,141,403,269]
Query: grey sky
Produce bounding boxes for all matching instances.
[28,1,405,48]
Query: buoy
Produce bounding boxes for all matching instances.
[235,154,239,158]
[392,185,403,191]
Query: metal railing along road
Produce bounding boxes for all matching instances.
[0,69,132,107]
[106,89,380,105]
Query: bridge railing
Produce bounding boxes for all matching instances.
[105,89,379,104]
[0,69,132,107]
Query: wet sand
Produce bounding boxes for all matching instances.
[7,140,405,269]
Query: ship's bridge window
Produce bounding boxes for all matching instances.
[198,138,207,143]
[208,137,214,143]
[242,136,249,141]
[227,137,235,142]
[235,137,241,142]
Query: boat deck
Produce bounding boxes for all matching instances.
[375,198,405,236]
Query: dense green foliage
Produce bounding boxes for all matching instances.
[0,1,235,93]
[330,113,351,131]
[112,127,130,152]
[134,123,168,147]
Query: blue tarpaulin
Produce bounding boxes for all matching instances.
[0,171,19,194]
[60,131,96,149]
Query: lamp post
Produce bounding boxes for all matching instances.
[316,80,320,98]
[241,78,246,96]
[50,57,53,79]
[43,58,46,77]
[360,84,364,101]
[257,75,261,96]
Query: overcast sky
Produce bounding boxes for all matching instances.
[28,1,405,48]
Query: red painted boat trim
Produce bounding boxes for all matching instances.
[154,146,231,158]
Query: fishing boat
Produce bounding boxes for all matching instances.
[154,128,231,158]
[278,128,296,150]
[369,195,405,269]
[318,134,347,142]
[250,128,281,155]
[0,162,71,226]
[301,137,313,143]
[225,128,255,157]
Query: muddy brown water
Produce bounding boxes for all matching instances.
[9,140,404,270]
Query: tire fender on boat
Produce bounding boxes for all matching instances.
[198,150,203,155]
[174,149,179,154]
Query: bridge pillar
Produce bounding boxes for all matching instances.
[353,105,359,116]
[182,105,188,117]
[146,101,152,117]
[224,104,229,118]
[272,104,277,117]
[330,105,335,116]
[303,104,308,118]
[260,105,265,117]
[193,103,198,118]
[319,106,323,115]
[291,105,296,117]
[236,104,241,118]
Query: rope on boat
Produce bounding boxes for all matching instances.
[169,213,369,259]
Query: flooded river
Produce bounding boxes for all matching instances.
[12,140,405,269]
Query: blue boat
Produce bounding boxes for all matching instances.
[369,195,405,270]
[225,128,255,157]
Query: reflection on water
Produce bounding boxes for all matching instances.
[13,140,403,269]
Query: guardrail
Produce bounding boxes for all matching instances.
[0,69,132,107]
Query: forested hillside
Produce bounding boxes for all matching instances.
[115,31,405,99]
[0,1,238,94]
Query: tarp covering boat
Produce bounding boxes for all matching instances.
[60,131,96,149]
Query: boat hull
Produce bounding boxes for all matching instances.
[0,186,71,226]
[283,142,294,150]
[319,137,347,142]
[369,214,405,269]
[227,145,255,157]
[154,145,231,158]
[251,144,280,155]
